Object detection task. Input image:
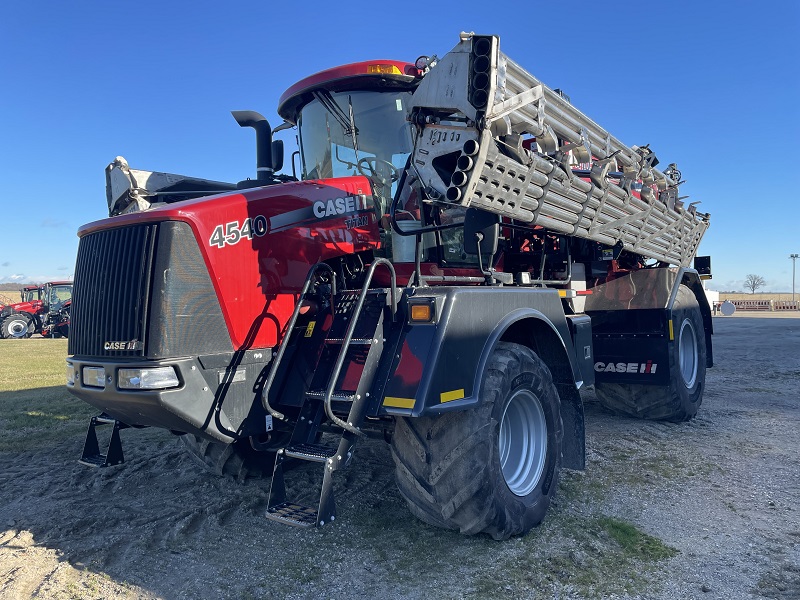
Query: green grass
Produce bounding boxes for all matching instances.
[0,338,70,390]
[472,515,678,599]
[0,338,95,452]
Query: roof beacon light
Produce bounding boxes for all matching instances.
[367,64,402,75]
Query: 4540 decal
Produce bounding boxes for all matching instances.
[209,216,268,248]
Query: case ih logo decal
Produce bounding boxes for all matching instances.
[594,361,658,374]
[208,195,372,249]
[312,195,370,219]
[104,340,143,351]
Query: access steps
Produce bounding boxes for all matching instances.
[262,259,397,527]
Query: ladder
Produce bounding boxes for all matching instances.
[263,259,397,527]
[404,33,709,267]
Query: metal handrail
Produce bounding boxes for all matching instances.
[261,262,335,421]
[323,258,396,435]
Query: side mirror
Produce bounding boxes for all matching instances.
[272,140,284,172]
[463,208,499,255]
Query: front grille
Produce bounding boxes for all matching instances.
[69,224,156,357]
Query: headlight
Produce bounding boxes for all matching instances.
[82,366,106,388]
[66,362,75,385]
[118,366,179,390]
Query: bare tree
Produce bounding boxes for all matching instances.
[744,274,766,294]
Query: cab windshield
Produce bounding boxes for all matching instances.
[297,90,414,216]
[22,288,41,302]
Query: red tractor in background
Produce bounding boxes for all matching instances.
[0,281,73,339]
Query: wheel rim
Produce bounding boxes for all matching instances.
[7,319,29,338]
[499,388,548,497]
[678,318,698,388]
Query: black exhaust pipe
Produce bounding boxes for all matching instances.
[232,110,273,182]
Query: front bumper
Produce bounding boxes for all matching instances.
[66,355,240,443]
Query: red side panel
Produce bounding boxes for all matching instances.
[79,177,380,350]
[6,300,44,315]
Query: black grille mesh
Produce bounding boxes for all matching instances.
[69,224,156,357]
[147,222,232,358]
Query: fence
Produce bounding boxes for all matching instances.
[774,301,800,311]
[724,300,799,311]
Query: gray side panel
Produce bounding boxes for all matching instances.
[407,287,580,415]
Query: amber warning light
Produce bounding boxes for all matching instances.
[408,298,436,323]
[367,64,402,75]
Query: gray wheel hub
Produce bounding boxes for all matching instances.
[499,388,547,496]
[7,318,30,338]
[678,318,698,388]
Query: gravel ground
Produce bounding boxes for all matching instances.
[0,314,798,599]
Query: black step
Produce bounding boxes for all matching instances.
[305,390,356,402]
[78,415,127,468]
[266,502,319,527]
[78,453,111,468]
[284,443,337,463]
[325,337,375,345]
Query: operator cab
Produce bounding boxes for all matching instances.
[21,286,42,303]
[278,61,479,269]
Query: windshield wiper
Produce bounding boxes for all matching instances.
[313,91,359,158]
[313,91,357,136]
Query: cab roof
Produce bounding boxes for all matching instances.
[277,60,421,123]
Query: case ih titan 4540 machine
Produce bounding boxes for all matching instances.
[67,33,712,539]
[1,281,72,339]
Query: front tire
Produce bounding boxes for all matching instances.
[595,285,706,422]
[391,342,563,540]
[180,435,280,481]
[2,314,34,338]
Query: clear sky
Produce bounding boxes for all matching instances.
[1,1,798,292]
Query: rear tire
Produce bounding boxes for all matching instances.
[595,285,706,422]
[2,314,34,338]
[391,342,562,539]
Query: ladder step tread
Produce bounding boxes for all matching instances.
[284,443,337,462]
[78,454,107,468]
[325,338,374,345]
[305,390,356,401]
[266,502,317,527]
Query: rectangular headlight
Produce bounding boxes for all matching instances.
[118,366,179,390]
[66,362,75,385]
[82,366,106,388]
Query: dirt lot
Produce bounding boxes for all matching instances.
[0,314,798,599]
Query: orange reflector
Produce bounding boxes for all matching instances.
[557,289,593,297]
[410,304,432,322]
[367,64,402,75]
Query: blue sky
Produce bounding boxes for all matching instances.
[1,1,798,292]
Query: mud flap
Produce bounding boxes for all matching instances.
[556,383,585,470]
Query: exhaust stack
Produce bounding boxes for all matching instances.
[232,110,280,186]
